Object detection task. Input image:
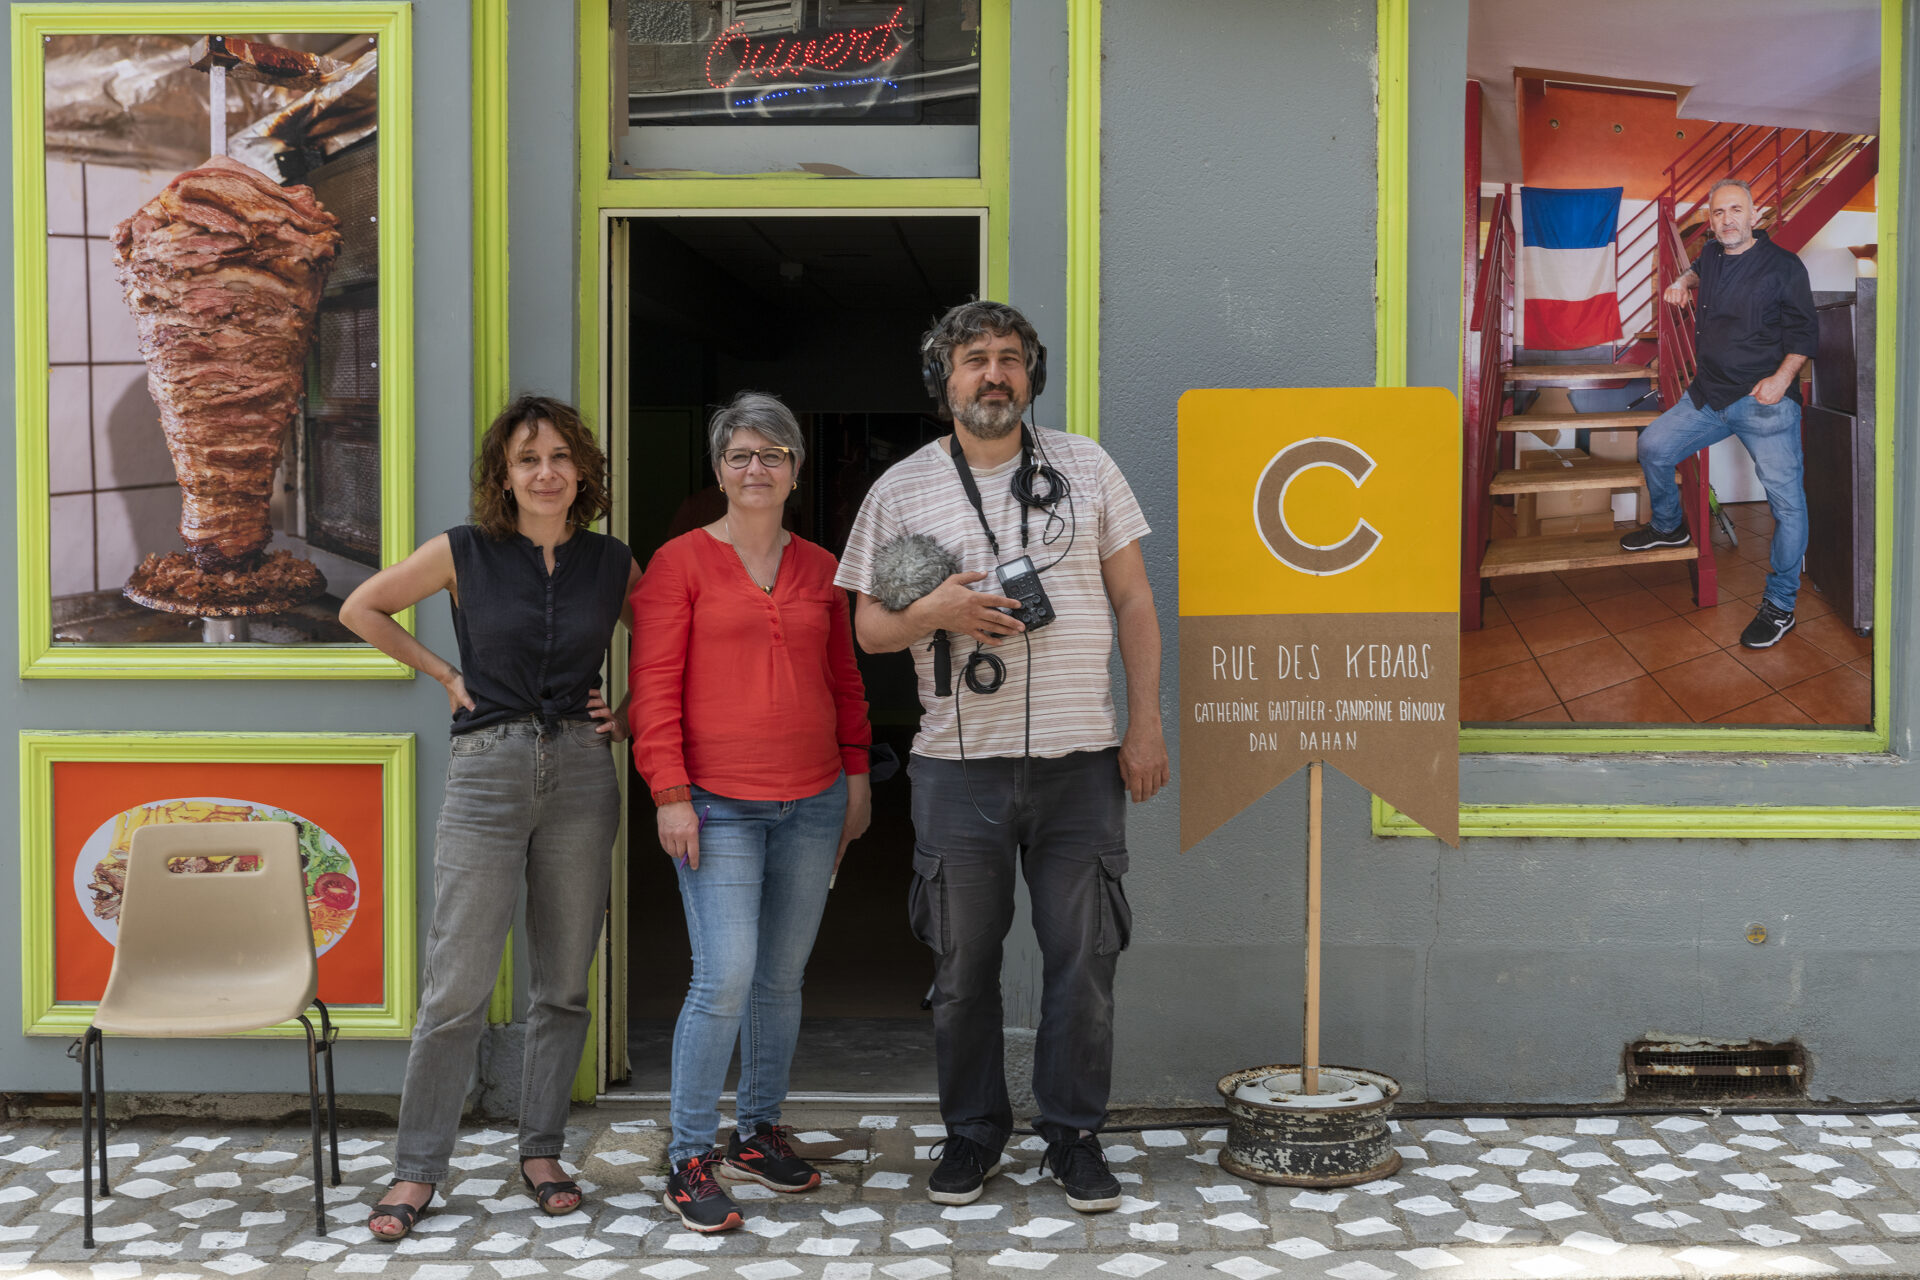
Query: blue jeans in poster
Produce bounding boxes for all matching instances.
[667,774,847,1166]
[1637,392,1808,611]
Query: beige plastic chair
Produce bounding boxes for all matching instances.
[76,820,340,1247]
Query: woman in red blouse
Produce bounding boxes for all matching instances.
[630,391,871,1234]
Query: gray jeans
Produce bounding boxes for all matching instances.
[394,716,621,1184]
[906,749,1131,1155]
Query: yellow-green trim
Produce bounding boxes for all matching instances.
[19,731,418,1038]
[1066,0,1099,440]
[1374,797,1920,841]
[12,3,415,679]
[488,932,514,1024]
[1375,0,1409,388]
[473,0,510,440]
[1416,0,1899,765]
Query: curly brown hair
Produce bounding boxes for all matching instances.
[471,394,610,540]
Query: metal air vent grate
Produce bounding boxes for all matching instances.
[1625,1040,1806,1102]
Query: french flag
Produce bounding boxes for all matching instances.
[1520,186,1623,350]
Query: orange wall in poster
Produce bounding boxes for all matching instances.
[52,761,385,1005]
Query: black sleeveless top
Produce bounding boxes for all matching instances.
[446,525,632,733]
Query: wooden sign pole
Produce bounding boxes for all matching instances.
[1302,761,1323,1095]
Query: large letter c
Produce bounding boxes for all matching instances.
[1253,437,1381,576]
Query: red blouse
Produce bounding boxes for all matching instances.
[630,529,870,801]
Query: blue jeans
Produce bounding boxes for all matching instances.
[395,717,621,1184]
[1637,393,1808,610]
[668,774,847,1165]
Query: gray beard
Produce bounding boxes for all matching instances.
[954,397,1023,439]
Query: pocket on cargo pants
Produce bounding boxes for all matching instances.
[908,848,948,955]
[1095,851,1132,956]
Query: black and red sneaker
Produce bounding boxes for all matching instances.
[663,1150,743,1232]
[719,1123,822,1192]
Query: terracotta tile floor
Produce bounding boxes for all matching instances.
[1466,502,1873,726]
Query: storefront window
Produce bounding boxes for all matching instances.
[614,0,983,178]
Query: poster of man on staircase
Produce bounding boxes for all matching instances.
[1459,0,1880,731]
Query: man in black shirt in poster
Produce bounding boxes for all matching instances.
[1619,176,1819,649]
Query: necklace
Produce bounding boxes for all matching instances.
[724,515,781,594]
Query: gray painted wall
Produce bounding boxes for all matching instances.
[1099,0,1920,1106]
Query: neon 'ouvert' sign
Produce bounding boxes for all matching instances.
[705,5,911,91]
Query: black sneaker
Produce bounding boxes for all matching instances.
[719,1123,821,1192]
[926,1135,1004,1206]
[1042,1133,1122,1213]
[663,1150,743,1232]
[1740,599,1796,649]
[1619,522,1692,552]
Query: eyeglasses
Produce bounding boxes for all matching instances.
[720,446,794,470]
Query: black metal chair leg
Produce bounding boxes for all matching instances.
[77,1030,96,1249]
[92,1031,110,1195]
[316,999,341,1185]
[300,1016,326,1237]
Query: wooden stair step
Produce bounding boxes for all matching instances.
[1496,410,1660,432]
[1490,461,1647,496]
[1505,363,1654,385]
[1482,530,1697,577]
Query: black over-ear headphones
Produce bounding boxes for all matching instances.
[920,308,1048,409]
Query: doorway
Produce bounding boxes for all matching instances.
[612,212,982,1097]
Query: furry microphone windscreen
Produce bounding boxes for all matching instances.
[870,533,960,611]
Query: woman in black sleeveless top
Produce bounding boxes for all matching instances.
[341,396,639,1239]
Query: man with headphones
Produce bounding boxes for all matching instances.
[835,300,1169,1214]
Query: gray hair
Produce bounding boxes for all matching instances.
[708,390,805,473]
[1706,176,1755,207]
[919,299,1043,418]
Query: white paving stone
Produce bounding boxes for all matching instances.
[641,1265,708,1280]
[1792,1211,1862,1232]
[1271,1238,1334,1259]
[892,1227,952,1250]
[1560,1232,1625,1256]
[1828,1246,1893,1266]
[603,1216,657,1239]
[1733,1224,1801,1248]
[863,1172,911,1191]
[662,1235,725,1253]
[1634,1163,1694,1183]
[1519,1201,1583,1222]
[1560,1152,1614,1169]
[1395,1196,1460,1217]
[880,1262,949,1280]
[1612,1140,1665,1157]
[737,1264,801,1280]
[1453,1222,1512,1244]
[939,1204,1002,1221]
[986,1251,1056,1272]
[798,1240,861,1258]
[1479,1149,1530,1168]
[1204,1213,1266,1233]
[1733,1135,1786,1152]
[1575,1120,1619,1136]
[1413,1165,1475,1182]
[1522,1137,1576,1152]
[1115,1196,1159,1215]
[1653,1118,1707,1133]
[1633,1211,1700,1230]
[1097,1254,1165,1277]
[1209,1260,1276,1280]
[1395,1248,1464,1271]
[1335,1216,1401,1237]
[1701,1193,1766,1212]
[1462,1185,1522,1204]
[1140,1131,1186,1148]
[1292,1191,1348,1212]
[1813,1177,1875,1199]
[1424,1131,1474,1146]
[1327,1264,1396,1280]
[1128,1223,1176,1243]
[1518,1170,1578,1186]
[1725,1173,1785,1192]
[1880,1213,1920,1232]
[1197,1184,1252,1203]
[1735,1116,1785,1131]
[1005,1220,1070,1241]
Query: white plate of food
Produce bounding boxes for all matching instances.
[74,796,360,956]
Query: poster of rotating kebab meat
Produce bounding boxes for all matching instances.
[14,6,413,678]
[19,731,417,1037]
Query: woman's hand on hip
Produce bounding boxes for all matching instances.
[586,689,628,741]
[836,773,873,873]
[658,801,701,870]
[441,670,477,717]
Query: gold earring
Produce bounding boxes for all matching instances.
[791,481,799,491]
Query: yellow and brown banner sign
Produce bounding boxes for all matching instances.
[1179,388,1462,849]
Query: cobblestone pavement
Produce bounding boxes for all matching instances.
[8,1104,1920,1279]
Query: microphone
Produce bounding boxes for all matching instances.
[870,533,959,610]
[870,534,960,698]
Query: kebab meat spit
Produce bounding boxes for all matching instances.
[112,154,342,615]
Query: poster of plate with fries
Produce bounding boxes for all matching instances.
[72,796,360,956]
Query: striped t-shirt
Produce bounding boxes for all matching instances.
[834,429,1151,760]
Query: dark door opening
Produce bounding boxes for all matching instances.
[617,214,980,1095]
